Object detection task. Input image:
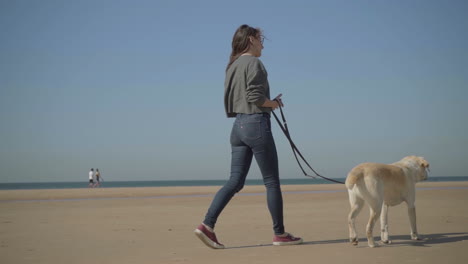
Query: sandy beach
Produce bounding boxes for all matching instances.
[1,181,467,264]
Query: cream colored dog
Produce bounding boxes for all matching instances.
[346,156,430,247]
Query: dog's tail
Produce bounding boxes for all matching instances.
[345,165,364,189]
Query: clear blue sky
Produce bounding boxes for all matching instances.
[1,0,467,183]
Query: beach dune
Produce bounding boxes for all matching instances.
[1,182,467,264]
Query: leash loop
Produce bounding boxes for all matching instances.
[272,99,344,184]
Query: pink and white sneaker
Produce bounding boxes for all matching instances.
[194,224,225,249]
[273,232,303,246]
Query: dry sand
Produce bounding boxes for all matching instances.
[1,181,467,264]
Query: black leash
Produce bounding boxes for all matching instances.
[271,101,345,184]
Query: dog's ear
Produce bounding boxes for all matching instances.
[419,157,430,170]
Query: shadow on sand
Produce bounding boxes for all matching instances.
[377,232,468,248]
[226,232,468,249]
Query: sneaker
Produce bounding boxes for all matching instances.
[194,224,225,249]
[273,232,303,246]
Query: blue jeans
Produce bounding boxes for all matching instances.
[203,113,285,235]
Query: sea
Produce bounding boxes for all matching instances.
[0,176,467,190]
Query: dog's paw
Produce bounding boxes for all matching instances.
[350,238,358,246]
[380,239,392,244]
[411,233,421,240]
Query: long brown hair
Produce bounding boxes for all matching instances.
[226,24,261,71]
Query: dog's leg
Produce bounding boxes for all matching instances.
[348,189,364,246]
[380,203,391,244]
[407,203,420,240]
[366,201,382,248]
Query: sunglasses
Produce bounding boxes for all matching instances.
[258,36,265,44]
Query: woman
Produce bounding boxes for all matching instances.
[94,168,101,187]
[194,25,302,249]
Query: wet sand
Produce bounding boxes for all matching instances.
[1,181,467,264]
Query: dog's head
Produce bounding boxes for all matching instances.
[403,156,430,182]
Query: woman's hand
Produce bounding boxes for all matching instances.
[261,94,284,110]
[273,94,284,108]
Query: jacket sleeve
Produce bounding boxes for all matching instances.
[245,61,268,107]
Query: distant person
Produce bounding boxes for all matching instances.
[194,25,302,249]
[88,168,95,187]
[94,168,102,187]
